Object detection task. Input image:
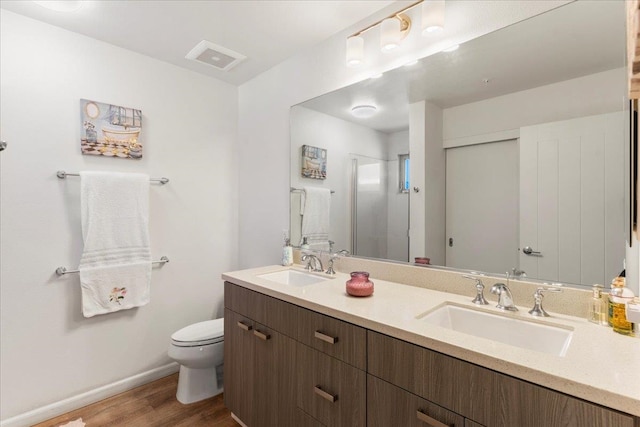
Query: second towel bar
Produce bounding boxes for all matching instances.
[56,256,170,276]
[57,171,169,185]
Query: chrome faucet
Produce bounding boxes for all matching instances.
[490,283,518,311]
[326,249,349,275]
[462,275,489,305]
[528,286,563,317]
[301,254,324,273]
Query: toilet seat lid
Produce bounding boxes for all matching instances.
[171,318,224,343]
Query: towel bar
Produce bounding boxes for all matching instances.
[56,256,170,276]
[290,186,335,194]
[56,171,169,185]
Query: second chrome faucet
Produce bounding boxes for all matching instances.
[490,283,518,312]
[463,275,517,311]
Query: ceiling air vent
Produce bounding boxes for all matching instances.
[185,40,246,71]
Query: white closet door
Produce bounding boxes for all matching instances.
[519,112,624,285]
[445,139,519,273]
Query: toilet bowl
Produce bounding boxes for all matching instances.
[168,318,224,404]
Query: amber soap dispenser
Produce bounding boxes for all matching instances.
[588,285,607,326]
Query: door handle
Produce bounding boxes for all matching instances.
[253,329,271,341]
[236,321,252,331]
[522,246,542,256]
[314,386,337,403]
[416,410,451,427]
[314,330,338,344]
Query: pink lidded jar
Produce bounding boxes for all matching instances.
[346,271,374,297]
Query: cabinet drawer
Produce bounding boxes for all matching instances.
[296,343,366,427]
[224,281,250,315]
[297,307,366,369]
[368,375,464,427]
[249,289,298,338]
[368,331,635,427]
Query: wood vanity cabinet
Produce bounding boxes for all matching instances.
[224,281,638,427]
[224,284,298,427]
[224,282,366,427]
[368,331,636,427]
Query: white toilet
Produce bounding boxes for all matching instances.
[168,318,224,404]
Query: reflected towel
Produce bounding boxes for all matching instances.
[79,171,151,318]
[300,187,331,248]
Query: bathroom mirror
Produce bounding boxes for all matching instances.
[290,0,628,289]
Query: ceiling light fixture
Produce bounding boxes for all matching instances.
[422,0,445,34]
[380,16,405,52]
[34,1,85,12]
[351,105,378,118]
[345,0,445,67]
[346,36,364,67]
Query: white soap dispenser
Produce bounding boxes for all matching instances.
[282,232,293,266]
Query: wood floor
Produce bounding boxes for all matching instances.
[33,374,240,427]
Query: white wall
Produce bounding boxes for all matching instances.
[443,68,627,145]
[289,107,387,253]
[423,102,446,265]
[237,1,568,268]
[0,11,238,422]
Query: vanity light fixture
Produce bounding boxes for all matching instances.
[380,16,406,52]
[351,105,378,118]
[346,36,365,67]
[346,0,445,67]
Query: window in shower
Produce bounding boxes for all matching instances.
[399,154,410,193]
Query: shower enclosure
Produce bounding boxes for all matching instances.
[350,154,409,262]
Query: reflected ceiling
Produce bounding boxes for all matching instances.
[300,1,625,133]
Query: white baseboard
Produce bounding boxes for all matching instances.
[0,362,179,427]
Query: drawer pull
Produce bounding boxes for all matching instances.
[253,329,271,341]
[416,410,450,427]
[314,330,338,344]
[236,321,252,331]
[314,386,337,403]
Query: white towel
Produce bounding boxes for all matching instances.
[300,187,331,249]
[79,171,151,317]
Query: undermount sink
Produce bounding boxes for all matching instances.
[258,269,331,287]
[417,303,573,357]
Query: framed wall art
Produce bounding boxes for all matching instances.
[301,144,327,180]
[80,99,143,159]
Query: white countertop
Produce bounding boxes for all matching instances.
[222,264,640,417]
